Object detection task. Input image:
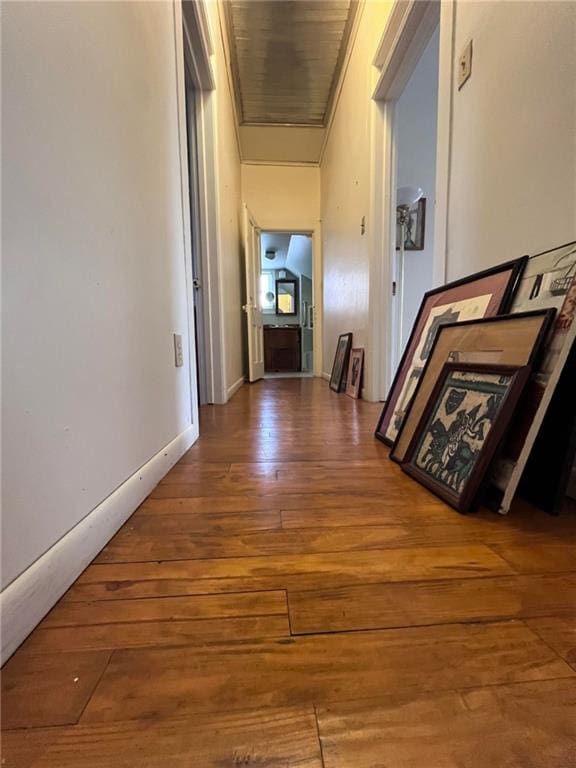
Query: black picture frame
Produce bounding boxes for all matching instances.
[402,362,531,513]
[329,333,352,392]
[275,279,298,316]
[396,198,426,251]
[375,256,528,446]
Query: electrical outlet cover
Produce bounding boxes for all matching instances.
[173,334,184,367]
[458,39,473,90]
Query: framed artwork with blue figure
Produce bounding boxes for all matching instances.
[402,363,531,513]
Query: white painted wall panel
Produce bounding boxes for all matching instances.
[2,1,195,588]
[446,1,576,280]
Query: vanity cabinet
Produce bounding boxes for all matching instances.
[264,326,301,372]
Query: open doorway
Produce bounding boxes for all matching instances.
[183,74,209,405]
[259,231,314,378]
[391,24,440,373]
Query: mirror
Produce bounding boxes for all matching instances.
[275,279,298,315]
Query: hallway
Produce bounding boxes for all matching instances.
[3,379,576,765]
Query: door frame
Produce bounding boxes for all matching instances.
[243,205,265,382]
[254,227,322,379]
[183,79,209,405]
[366,0,453,402]
[179,0,228,404]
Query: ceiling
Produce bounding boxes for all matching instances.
[261,233,312,278]
[225,1,356,129]
[261,233,291,269]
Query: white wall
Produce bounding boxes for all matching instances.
[2,2,195,590]
[320,1,393,379]
[206,1,244,395]
[286,235,313,280]
[444,1,576,280]
[396,27,439,349]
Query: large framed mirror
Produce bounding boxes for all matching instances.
[275,279,298,315]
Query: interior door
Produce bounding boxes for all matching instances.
[242,205,264,382]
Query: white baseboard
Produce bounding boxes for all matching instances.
[321,372,331,381]
[0,424,198,664]
[226,375,245,400]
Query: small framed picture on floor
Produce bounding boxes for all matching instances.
[330,333,352,392]
[346,348,364,399]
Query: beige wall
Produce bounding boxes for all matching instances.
[320,1,393,381]
[241,164,321,231]
[444,1,576,280]
[206,1,244,396]
[240,126,325,164]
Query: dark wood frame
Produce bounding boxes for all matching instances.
[396,197,426,251]
[389,309,557,464]
[402,362,531,513]
[275,278,298,316]
[329,333,352,392]
[375,257,528,446]
[346,348,364,399]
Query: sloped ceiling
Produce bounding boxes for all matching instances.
[261,232,291,269]
[260,233,312,279]
[224,0,357,163]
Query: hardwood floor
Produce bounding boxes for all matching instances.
[2,378,576,767]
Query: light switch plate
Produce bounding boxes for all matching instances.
[458,39,473,90]
[173,334,184,367]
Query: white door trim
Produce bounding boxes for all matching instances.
[366,99,397,402]
[173,0,200,426]
[433,0,456,286]
[243,205,265,382]
[181,1,228,404]
[367,0,447,402]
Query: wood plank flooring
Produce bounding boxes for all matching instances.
[2,379,576,767]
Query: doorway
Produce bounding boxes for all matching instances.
[183,74,209,405]
[367,0,443,402]
[391,24,440,373]
[259,231,314,378]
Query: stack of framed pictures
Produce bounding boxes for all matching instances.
[390,310,556,464]
[329,335,365,400]
[375,258,527,446]
[375,241,576,514]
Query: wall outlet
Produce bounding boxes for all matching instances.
[458,39,473,90]
[173,334,184,367]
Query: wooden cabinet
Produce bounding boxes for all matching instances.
[264,326,301,372]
